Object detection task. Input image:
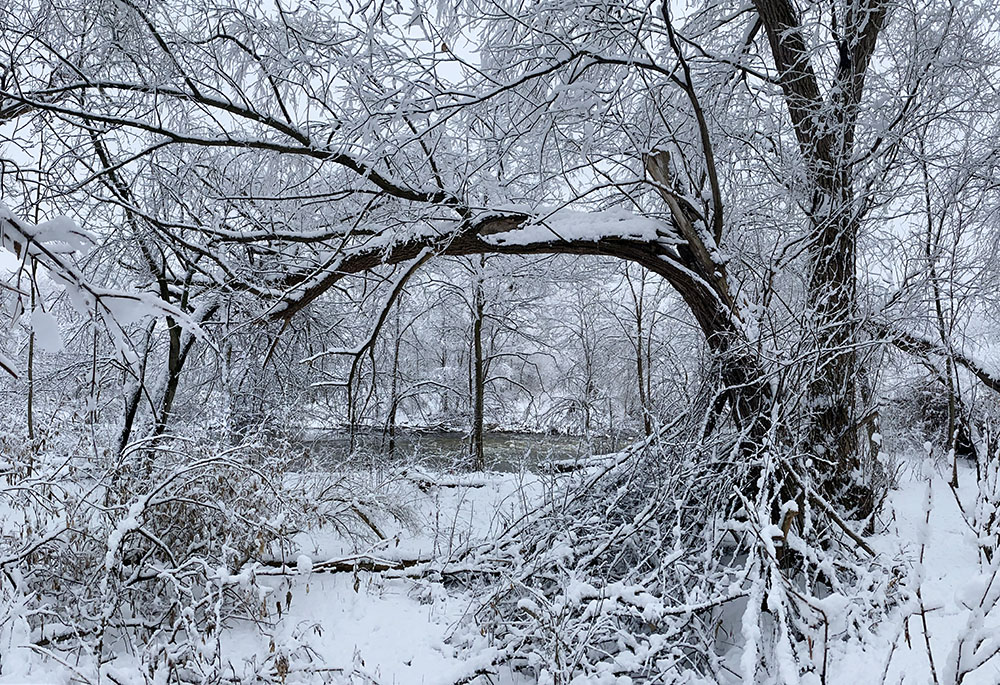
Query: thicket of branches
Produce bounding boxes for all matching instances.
[1,0,1000,682]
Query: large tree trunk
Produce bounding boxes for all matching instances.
[754,0,890,517]
[805,198,867,513]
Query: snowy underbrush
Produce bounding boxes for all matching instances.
[8,426,1000,684]
[0,431,397,683]
[822,441,1000,685]
[0,420,901,684]
[444,424,904,684]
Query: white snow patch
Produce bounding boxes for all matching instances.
[30,308,63,353]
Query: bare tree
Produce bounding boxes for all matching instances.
[2,0,997,513]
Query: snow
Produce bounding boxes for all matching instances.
[29,215,94,254]
[5,456,1000,684]
[205,469,545,685]
[484,208,673,247]
[219,574,492,685]
[225,461,1000,684]
[104,499,148,572]
[824,459,1000,685]
[29,308,63,353]
[296,553,313,575]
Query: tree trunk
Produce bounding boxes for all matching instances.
[805,202,864,510]
[626,267,652,436]
[753,0,890,517]
[152,316,183,437]
[26,266,36,477]
[471,255,486,470]
[151,302,219,440]
[387,305,401,459]
[119,319,156,454]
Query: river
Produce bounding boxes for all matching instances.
[298,428,631,472]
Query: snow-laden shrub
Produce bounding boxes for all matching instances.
[0,429,384,683]
[884,379,979,462]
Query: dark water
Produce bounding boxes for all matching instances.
[298,428,630,472]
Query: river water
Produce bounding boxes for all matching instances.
[299,428,630,472]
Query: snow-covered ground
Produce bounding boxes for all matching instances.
[828,459,1000,685]
[212,468,547,684]
[5,458,1000,684]
[224,459,1000,684]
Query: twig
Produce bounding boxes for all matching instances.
[783,468,877,557]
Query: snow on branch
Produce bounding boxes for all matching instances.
[867,320,1000,395]
[274,209,681,319]
[0,204,211,375]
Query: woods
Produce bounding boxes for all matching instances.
[2,0,1000,682]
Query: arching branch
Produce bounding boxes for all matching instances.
[269,208,771,442]
[868,321,1000,396]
